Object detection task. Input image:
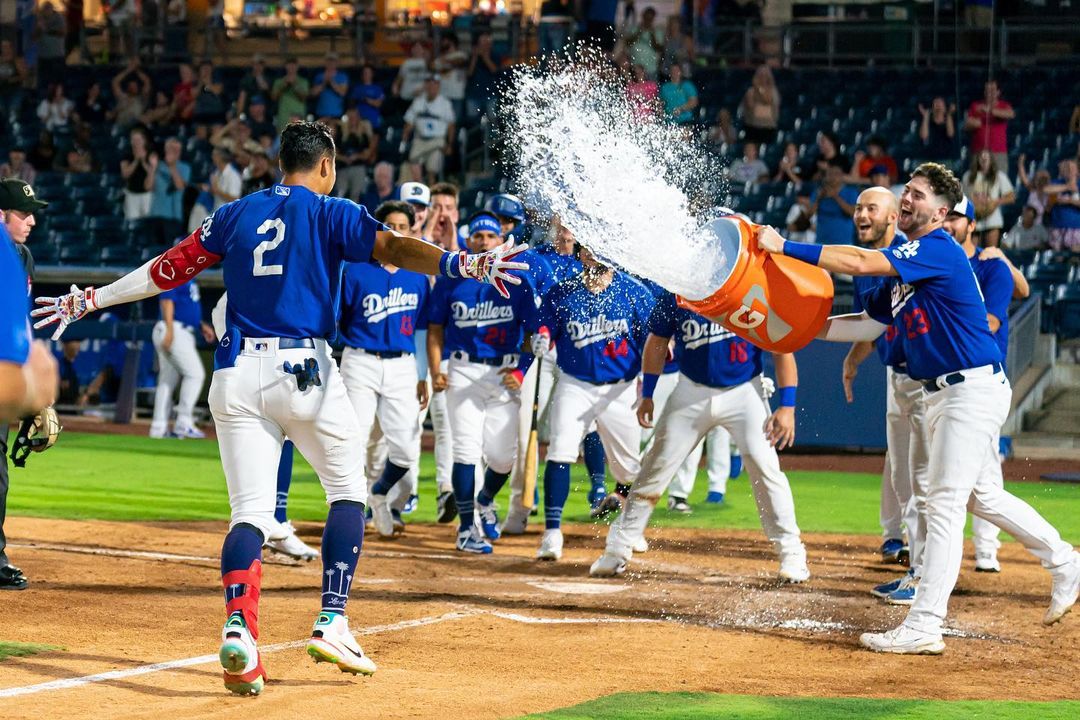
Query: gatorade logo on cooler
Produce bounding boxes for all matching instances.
[727,285,793,344]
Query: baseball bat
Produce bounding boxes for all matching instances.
[521,357,542,510]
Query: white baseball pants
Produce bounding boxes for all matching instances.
[446,356,521,474]
[640,371,680,447]
[903,370,1076,635]
[509,355,560,514]
[885,368,930,572]
[209,338,366,540]
[150,321,206,435]
[544,375,641,485]
[605,374,803,560]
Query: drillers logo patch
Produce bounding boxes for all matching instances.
[274,186,291,196]
[23,185,35,198]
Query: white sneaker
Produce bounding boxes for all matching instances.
[264,521,319,561]
[590,552,627,577]
[859,625,945,655]
[1045,553,1080,626]
[778,551,810,583]
[632,536,649,554]
[219,611,266,695]
[306,611,377,675]
[501,507,529,536]
[975,551,1001,573]
[148,426,167,439]
[537,528,563,561]
[172,424,206,439]
[369,494,395,539]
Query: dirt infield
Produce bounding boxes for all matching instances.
[1,517,1077,719]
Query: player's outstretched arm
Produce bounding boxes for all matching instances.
[817,312,888,343]
[427,324,448,392]
[32,229,221,340]
[764,352,798,450]
[637,333,672,429]
[373,231,528,299]
[755,225,898,277]
[842,341,875,403]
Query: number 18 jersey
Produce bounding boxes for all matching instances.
[199,184,382,340]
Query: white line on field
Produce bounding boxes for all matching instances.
[11,542,462,565]
[0,609,650,699]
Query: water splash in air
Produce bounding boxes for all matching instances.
[498,51,736,300]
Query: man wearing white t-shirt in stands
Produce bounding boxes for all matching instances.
[402,76,456,186]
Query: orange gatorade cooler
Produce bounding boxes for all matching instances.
[677,215,834,354]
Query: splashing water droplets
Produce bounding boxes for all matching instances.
[498,52,736,300]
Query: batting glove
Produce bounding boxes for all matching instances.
[531,326,551,358]
[760,376,776,400]
[453,239,529,298]
[32,285,100,340]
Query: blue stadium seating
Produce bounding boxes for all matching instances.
[1053,283,1080,339]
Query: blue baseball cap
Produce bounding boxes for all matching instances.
[950,196,976,222]
[485,193,525,223]
[468,211,502,236]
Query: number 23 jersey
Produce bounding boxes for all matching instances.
[199,184,382,340]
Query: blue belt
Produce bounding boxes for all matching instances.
[922,361,1002,394]
[356,348,407,359]
[242,336,315,350]
[452,350,516,367]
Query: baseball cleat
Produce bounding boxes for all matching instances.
[587,480,607,509]
[667,496,692,514]
[403,494,419,514]
[885,574,918,606]
[871,571,912,599]
[859,625,945,655]
[148,426,168,439]
[306,612,377,676]
[391,509,405,535]
[974,551,1001,573]
[1044,553,1080,625]
[477,500,501,541]
[436,491,458,524]
[500,507,528,536]
[264,521,319,561]
[456,525,493,554]
[369,494,395,539]
[632,536,649,554]
[590,492,624,519]
[880,538,908,564]
[220,611,267,695]
[172,424,206,440]
[537,528,564,561]
[778,551,810,584]
[705,491,725,504]
[0,564,28,591]
[590,552,627,577]
[729,454,742,478]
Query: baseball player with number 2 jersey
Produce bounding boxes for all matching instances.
[591,289,809,582]
[31,122,527,694]
[760,163,1078,655]
[531,245,654,561]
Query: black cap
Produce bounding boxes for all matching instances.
[0,178,48,213]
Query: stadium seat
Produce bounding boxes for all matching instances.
[98,245,134,266]
[1053,283,1080,339]
[49,215,85,232]
[58,243,94,265]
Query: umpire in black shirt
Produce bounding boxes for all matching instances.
[1,177,48,590]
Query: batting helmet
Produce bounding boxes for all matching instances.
[485,193,525,223]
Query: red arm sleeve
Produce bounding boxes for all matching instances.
[149,227,223,290]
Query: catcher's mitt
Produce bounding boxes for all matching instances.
[10,406,62,468]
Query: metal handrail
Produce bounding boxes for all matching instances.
[1006,294,1042,381]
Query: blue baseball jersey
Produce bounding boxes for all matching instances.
[429,275,536,358]
[648,292,761,388]
[539,272,654,383]
[199,184,381,347]
[0,229,30,365]
[862,228,1001,380]
[969,247,1012,370]
[638,278,680,374]
[852,274,906,369]
[160,280,203,329]
[527,245,581,299]
[339,263,430,353]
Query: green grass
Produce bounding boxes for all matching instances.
[0,641,62,661]
[9,433,1080,543]
[518,692,1080,720]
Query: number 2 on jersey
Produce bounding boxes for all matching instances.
[253,218,286,276]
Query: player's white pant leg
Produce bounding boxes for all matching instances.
[705,425,731,494]
[152,321,206,430]
[669,439,704,499]
[726,379,804,556]
[447,358,520,472]
[607,376,713,559]
[430,359,453,493]
[970,515,1002,556]
[374,354,423,468]
[893,371,930,575]
[481,374,521,474]
[545,375,600,464]
[151,322,180,435]
[641,371,679,447]
[340,348,382,484]
[880,368,906,540]
[537,352,559,442]
[967,420,1073,569]
[591,380,642,485]
[903,374,1010,635]
[210,339,366,540]
[509,358,541,513]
